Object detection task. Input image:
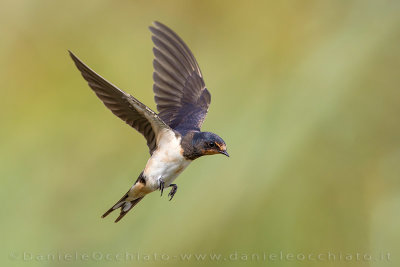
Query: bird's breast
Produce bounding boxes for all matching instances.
[143,130,191,189]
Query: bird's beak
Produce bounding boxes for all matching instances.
[220,150,229,157]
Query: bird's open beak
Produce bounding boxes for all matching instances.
[220,150,230,157]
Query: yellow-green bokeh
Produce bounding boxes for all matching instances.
[1,1,400,266]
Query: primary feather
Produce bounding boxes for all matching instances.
[150,21,211,133]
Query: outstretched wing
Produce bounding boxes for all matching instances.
[150,21,211,133]
[69,51,170,155]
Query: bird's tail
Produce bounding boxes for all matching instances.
[101,190,145,223]
[101,172,148,222]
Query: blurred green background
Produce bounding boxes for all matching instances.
[1,0,400,266]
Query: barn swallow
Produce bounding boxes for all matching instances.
[69,21,228,223]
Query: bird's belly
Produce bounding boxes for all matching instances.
[143,134,191,190]
[144,158,190,190]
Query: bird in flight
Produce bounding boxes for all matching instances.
[69,21,229,223]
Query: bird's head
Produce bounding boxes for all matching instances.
[193,132,229,157]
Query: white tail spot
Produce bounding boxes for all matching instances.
[123,202,132,212]
[113,202,124,210]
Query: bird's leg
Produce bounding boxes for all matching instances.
[168,184,178,201]
[159,178,165,196]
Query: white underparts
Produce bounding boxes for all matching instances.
[143,130,191,191]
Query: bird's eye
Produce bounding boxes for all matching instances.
[209,142,215,148]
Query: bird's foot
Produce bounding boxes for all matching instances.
[168,184,178,201]
[159,178,165,196]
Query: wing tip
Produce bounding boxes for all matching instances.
[68,50,82,67]
[68,50,76,59]
[149,21,160,32]
[149,21,172,34]
[152,21,162,27]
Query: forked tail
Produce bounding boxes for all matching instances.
[101,172,148,222]
[101,192,144,223]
